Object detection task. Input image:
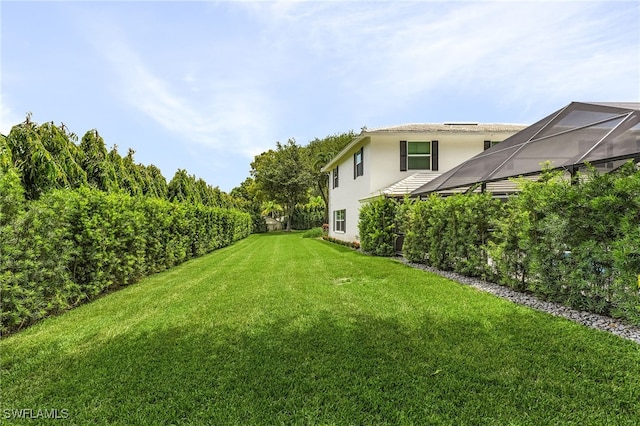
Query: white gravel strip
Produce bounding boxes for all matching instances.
[396,258,640,344]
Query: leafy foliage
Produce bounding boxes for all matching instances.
[0,187,252,334]
[402,162,640,325]
[251,139,313,231]
[4,118,87,199]
[290,196,325,230]
[0,117,253,334]
[305,131,355,222]
[358,196,398,256]
[403,193,500,277]
[242,131,353,230]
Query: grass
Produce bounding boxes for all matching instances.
[1,231,639,425]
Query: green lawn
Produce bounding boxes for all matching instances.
[1,232,639,425]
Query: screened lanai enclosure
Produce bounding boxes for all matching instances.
[412,101,640,197]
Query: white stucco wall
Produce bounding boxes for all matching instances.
[324,125,524,243]
[326,139,372,242]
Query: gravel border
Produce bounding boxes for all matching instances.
[394,258,640,344]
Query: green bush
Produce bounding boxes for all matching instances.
[358,196,398,256]
[403,193,499,278]
[488,163,640,324]
[302,227,324,238]
[400,164,640,324]
[0,185,252,335]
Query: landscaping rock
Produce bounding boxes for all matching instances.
[396,258,640,345]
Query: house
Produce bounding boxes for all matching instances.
[264,216,283,232]
[320,123,526,243]
[412,102,640,197]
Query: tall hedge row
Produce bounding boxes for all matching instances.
[403,192,500,278]
[487,164,640,323]
[399,163,640,325]
[0,174,252,334]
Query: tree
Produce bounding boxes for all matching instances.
[5,116,87,199]
[79,130,118,192]
[230,177,267,233]
[251,139,312,231]
[167,169,202,204]
[305,131,355,222]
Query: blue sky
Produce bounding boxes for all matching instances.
[2,1,639,192]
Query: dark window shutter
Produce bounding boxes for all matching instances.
[400,140,407,171]
[360,147,364,176]
[354,152,357,179]
[431,140,439,171]
[484,140,491,151]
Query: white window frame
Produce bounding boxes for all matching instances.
[334,209,346,233]
[354,148,364,178]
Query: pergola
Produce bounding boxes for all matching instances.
[412,102,640,198]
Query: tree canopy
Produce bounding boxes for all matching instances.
[251,139,312,231]
[243,131,354,230]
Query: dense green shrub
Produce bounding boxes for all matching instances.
[290,197,325,230]
[403,193,500,278]
[358,196,398,256]
[402,165,640,325]
[302,227,325,238]
[0,186,252,335]
[488,163,640,324]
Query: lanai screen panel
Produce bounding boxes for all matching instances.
[412,102,640,196]
[491,116,627,180]
[581,122,640,163]
[534,104,627,141]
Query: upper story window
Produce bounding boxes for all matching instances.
[408,141,430,169]
[400,140,438,171]
[354,147,364,178]
[332,166,339,188]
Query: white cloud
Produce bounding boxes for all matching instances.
[87,22,275,159]
[0,101,24,135]
[243,1,638,111]
[76,0,637,158]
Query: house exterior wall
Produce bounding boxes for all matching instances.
[324,125,524,243]
[327,139,372,242]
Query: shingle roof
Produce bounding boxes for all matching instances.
[321,122,526,172]
[366,123,526,133]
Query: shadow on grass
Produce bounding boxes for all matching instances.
[13,310,639,425]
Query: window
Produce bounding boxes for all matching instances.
[400,141,438,171]
[334,209,346,232]
[408,141,430,169]
[354,147,364,178]
[333,166,339,188]
[484,140,501,150]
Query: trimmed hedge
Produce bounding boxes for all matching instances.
[403,192,500,278]
[400,163,640,325]
[358,196,398,256]
[0,183,251,335]
[488,164,640,323]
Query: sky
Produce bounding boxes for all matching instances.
[1,1,639,192]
